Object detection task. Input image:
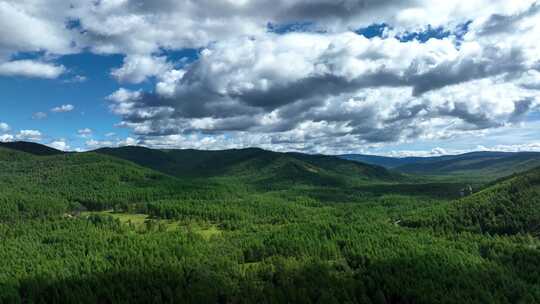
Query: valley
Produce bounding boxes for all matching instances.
[0,142,539,303]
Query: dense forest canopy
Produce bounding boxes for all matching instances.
[1,142,539,303]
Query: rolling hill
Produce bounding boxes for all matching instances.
[95,146,401,187]
[0,142,402,208]
[0,145,195,216]
[0,141,65,156]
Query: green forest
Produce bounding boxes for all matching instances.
[1,142,539,304]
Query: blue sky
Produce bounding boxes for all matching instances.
[0,1,539,156]
[0,53,128,148]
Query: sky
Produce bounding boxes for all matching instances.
[1,0,540,156]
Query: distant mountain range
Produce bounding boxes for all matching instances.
[339,154,430,168]
[3,141,540,183]
[340,151,540,180]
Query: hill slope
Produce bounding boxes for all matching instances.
[96,146,400,187]
[0,146,196,217]
[402,166,540,236]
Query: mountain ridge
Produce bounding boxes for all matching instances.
[0,141,401,190]
[95,145,401,187]
[0,141,65,156]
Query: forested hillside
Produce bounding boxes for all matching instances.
[402,166,540,236]
[1,143,539,303]
[96,146,400,188]
[0,147,226,217]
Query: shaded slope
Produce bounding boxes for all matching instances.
[95,146,401,187]
[287,152,394,180]
[0,141,65,156]
[402,166,540,236]
[95,146,269,177]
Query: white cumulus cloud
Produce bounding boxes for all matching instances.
[48,140,70,151]
[16,130,42,141]
[0,60,65,79]
[0,122,9,132]
[1,0,540,152]
[51,104,75,113]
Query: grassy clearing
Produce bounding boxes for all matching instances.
[194,225,221,240]
[80,211,222,238]
[82,210,148,225]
